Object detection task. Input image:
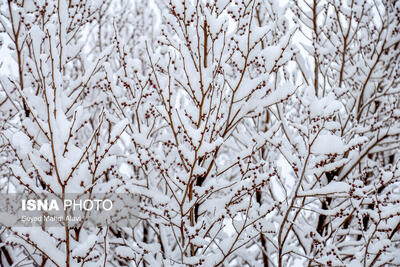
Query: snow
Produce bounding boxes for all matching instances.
[1,0,399,266]
[72,234,98,258]
[11,132,32,157]
[312,134,345,155]
[309,93,343,118]
[7,228,65,266]
[299,182,350,197]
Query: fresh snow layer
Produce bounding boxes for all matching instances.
[312,134,345,155]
